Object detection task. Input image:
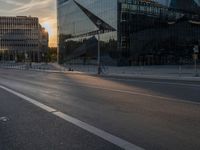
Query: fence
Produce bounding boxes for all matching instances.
[0,62,199,77]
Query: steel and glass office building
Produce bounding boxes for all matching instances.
[57,0,118,65]
[57,0,200,65]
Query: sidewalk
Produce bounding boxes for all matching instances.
[0,62,200,81]
[61,64,200,81]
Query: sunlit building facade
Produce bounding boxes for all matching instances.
[57,0,200,65]
[0,16,49,62]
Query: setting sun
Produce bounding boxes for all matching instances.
[42,22,52,36]
[41,18,57,47]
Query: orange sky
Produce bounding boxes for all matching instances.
[40,16,57,47]
[0,0,57,47]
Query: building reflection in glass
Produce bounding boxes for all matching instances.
[57,0,200,65]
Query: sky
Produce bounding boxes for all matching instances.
[0,0,57,47]
[0,0,200,47]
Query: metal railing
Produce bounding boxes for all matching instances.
[0,62,199,77]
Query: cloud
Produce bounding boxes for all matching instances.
[13,0,53,13]
[0,0,24,6]
[0,0,57,47]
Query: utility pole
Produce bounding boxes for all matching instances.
[0,38,1,63]
[96,20,102,75]
[97,30,101,75]
[193,45,199,77]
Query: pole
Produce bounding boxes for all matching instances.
[194,55,198,77]
[179,58,182,77]
[193,45,199,77]
[38,49,40,63]
[3,50,4,64]
[97,31,101,75]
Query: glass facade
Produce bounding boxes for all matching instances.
[170,0,200,14]
[118,0,200,65]
[57,0,200,65]
[57,0,118,64]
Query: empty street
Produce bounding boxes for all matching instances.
[0,69,200,150]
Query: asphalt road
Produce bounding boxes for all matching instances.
[0,68,200,150]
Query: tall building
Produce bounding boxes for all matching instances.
[0,16,49,62]
[57,0,200,65]
[118,0,200,65]
[57,0,118,64]
[170,0,200,13]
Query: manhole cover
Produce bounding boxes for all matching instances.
[0,117,9,122]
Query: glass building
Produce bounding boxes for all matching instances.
[170,0,200,14]
[57,0,118,65]
[57,0,200,65]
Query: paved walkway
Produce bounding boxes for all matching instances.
[0,62,200,81]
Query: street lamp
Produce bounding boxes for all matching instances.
[193,45,199,77]
[42,53,45,62]
[0,37,1,62]
[96,20,102,75]
[0,37,3,63]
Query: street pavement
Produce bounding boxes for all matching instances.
[0,68,200,150]
[0,88,121,150]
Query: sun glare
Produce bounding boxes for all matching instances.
[42,22,52,36]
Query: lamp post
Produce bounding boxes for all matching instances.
[3,50,5,64]
[42,53,45,62]
[97,30,101,74]
[0,37,1,63]
[193,45,199,77]
[96,20,102,75]
[0,37,2,63]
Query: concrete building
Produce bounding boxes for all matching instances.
[57,0,200,65]
[0,16,49,62]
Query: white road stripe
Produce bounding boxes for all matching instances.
[0,85,145,150]
[0,85,56,113]
[106,77,200,88]
[53,111,144,150]
[1,75,199,105]
[47,75,200,88]
[64,83,200,105]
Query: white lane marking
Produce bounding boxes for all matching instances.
[104,77,200,88]
[53,111,144,150]
[64,83,200,105]
[1,75,199,105]
[0,85,56,113]
[0,85,145,150]
[48,75,200,88]
[2,74,199,105]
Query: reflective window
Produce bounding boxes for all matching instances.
[57,0,118,63]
